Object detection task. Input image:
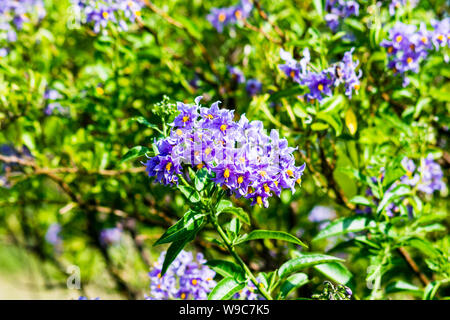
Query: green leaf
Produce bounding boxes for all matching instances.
[120,146,151,163]
[314,262,353,286]
[313,216,376,241]
[385,281,422,295]
[218,207,251,225]
[311,122,329,131]
[312,0,323,16]
[316,112,343,136]
[216,200,233,213]
[205,260,245,281]
[279,273,308,299]
[132,116,160,130]
[208,277,245,300]
[278,254,342,278]
[344,18,366,32]
[177,185,201,203]
[377,184,411,215]
[349,195,375,207]
[382,158,407,189]
[269,86,306,102]
[414,97,431,119]
[423,281,441,300]
[235,230,307,248]
[194,168,209,191]
[406,238,440,258]
[161,232,196,276]
[154,210,204,246]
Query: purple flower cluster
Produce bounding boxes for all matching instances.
[278,47,361,102]
[73,0,143,33]
[146,250,216,300]
[144,96,306,208]
[99,227,122,246]
[400,155,445,195]
[0,0,46,56]
[325,0,359,32]
[381,20,450,86]
[207,0,253,33]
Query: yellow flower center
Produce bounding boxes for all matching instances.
[135,11,141,17]
[220,124,228,132]
[421,37,428,44]
[191,279,198,286]
[182,116,189,122]
[296,178,302,184]
[224,168,230,178]
[388,46,394,53]
[237,176,244,184]
[407,57,413,64]
[263,184,270,193]
[396,35,403,43]
[157,273,162,278]
[102,11,109,19]
[206,114,214,120]
[239,157,245,163]
[317,84,324,91]
[218,13,226,22]
[176,129,183,136]
[286,169,293,177]
[274,181,278,187]
[259,171,266,177]
[165,162,172,171]
[235,10,242,19]
[205,147,212,155]
[437,34,444,41]
[181,293,186,299]
[290,70,296,78]
[256,196,263,205]
[406,170,412,177]
[96,87,104,95]
[354,84,360,90]
[197,163,204,170]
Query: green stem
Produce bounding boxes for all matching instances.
[209,209,273,300]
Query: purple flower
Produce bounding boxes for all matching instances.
[308,206,337,223]
[45,223,62,246]
[278,48,309,83]
[334,48,362,98]
[147,250,216,300]
[228,66,246,84]
[207,0,253,33]
[301,69,335,102]
[246,79,262,96]
[99,227,122,246]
